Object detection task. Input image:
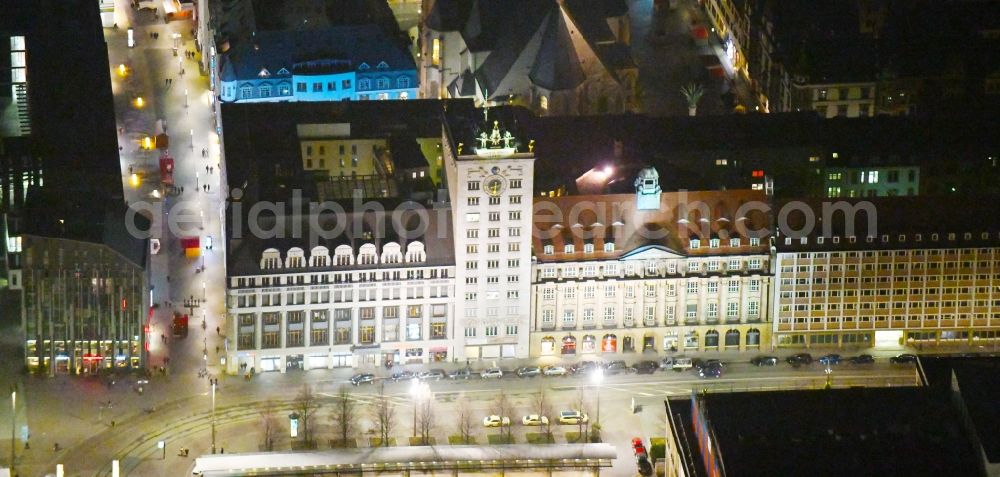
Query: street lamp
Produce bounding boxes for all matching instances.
[185,88,189,108]
[10,389,15,473]
[134,96,144,108]
[210,378,218,453]
[409,380,429,438]
[590,368,603,426]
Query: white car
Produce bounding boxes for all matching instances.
[521,414,550,426]
[558,410,589,425]
[480,368,504,379]
[542,366,567,376]
[483,415,511,427]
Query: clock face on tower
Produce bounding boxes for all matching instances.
[484,176,506,197]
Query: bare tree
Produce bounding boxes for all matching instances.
[532,388,554,441]
[416,397,435,444]
[259,400,279,451]
[371,383,395,446]
[330,386,357,447]
[491,389,514,440]
[456,397,475,444]
[294,384,322,448]
[573,387,591,442]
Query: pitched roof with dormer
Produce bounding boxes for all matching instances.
[532,190,771,263]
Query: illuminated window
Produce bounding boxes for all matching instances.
[431,38,441,66]
[540,95,548,111]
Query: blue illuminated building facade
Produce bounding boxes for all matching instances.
[218,25,417,103]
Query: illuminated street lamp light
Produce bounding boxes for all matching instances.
[129,173,141,189]
[590,368,604,425]
[142,136,153,150]
[134,96,145,108]
[118,63,127,77]
[409,380,430,438]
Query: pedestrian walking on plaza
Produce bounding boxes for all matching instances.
[216,326,220,335]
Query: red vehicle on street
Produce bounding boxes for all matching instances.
[632,437,654,476]
[172,313,189,338]
[159,152,174,187]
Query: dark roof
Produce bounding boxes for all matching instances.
[221,100,469,202]
[774,196,1000,252]
[226,204,454,276]
[922,357,1000,464]
[697,387,982,477]
[220,25,414,82]
[388,135,429,170]
[425,0,473,31]
[528,9,585,90]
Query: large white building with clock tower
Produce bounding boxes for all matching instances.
[443,108,535,360]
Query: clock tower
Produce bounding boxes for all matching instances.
[444,111,535,361]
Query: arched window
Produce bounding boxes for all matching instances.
[406,241,426,263]
[725,329,741,347]
[705,330,720,348]
[260,248,281,270]
[746,328,761,347]
[358,243,377,265]
[561,335,577,355]
[601,334,617,352]
[381,242,402,264]
[540,336,556,355]
[581,335,596,353]
[310,246,330,267]
[286,247,305,268]
[334,245,354,266]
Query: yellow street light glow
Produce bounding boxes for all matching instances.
[135,96,144,108]
[118,64,127,76]
[143,136,152,150]
[129,173,141,188]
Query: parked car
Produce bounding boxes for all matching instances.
[818,354,842,366]
[672,358,694,371]
[483,415,510,427]
[659,357,675,369]
[634,360,659,374]
[391,370,416,382]
[558,410,589,425]
[890,353,918,364]
[570,361,599,375]
[542,365,567,376]
[696,359,724,370]
[481,367,504,379]
[521,414,549,426]
[632,438,654,476]
[750,356,779,367]
[848,354,875,365]
[448,368,474,380]
[786,353,813,366]
[698,364,722,378]
[350,373,375,386]
[605,360,633,375]
[516,366,541,378]
[419,369,446,381]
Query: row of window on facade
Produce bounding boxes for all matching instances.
[786,248,997,261]
[259,243,428,270]
[783,233,1000,247]
[235,285,451,307]
[827,169,917,185]
[779,313,1000,325]
[236,268,449,288]
[466,195,523,206]
[781,300,1000,314]
[780,284,1000,300]
[537,258,763,280]
[541,279,763,300]
[540,328,762,354]
[540,301,762,326]
[236,306,448,349]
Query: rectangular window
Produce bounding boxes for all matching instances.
[468,181,480,191]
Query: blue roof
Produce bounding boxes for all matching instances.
[220,25,415,82]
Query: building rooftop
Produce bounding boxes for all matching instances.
[774,195,1000,252]
[687,387,982,477]
[221,100,468,203]
[226,202,454,277]
[532,189,770,263]
[922,357,1000,466]
[219,24,415,83]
